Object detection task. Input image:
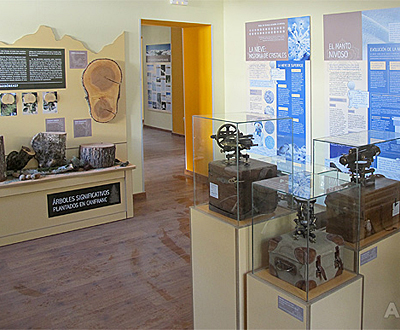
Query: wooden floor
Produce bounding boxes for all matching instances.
[0,127,195,329]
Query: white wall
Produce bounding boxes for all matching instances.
[141,25,173,131]
[223,0,400,142]
[3,1,399,194]
[0,0,225,193]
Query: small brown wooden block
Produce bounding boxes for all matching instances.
[6,146,35,171]
[79,143,116,169]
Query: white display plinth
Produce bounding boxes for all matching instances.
[190,205,251,330]
[360,230,400,329]
[247,272,363,329]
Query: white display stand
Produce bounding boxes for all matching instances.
[190,205,251,329]
[247,271,363,329]
[360,230,400,329]
[0,164,135,246]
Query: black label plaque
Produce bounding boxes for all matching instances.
[0,48,66,90]
[47,182,121,218]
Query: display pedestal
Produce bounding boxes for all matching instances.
[190,205,251,329]
[360,230,400,329]
[247,271,363,329]
[0,164,135,246]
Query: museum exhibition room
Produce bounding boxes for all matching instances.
[1,0,400,329]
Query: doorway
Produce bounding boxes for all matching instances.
[140,19,213,174]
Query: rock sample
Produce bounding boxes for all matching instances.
[82,58,122,123]
[31,132,67,168]
[6,146,35,171]
[79,143,116,169]
[0,136,6,181]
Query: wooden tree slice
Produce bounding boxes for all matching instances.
[31,132,67,168]
[6,146,35,171]
[0,136,6,182]
[79,143,116,169]
[82,58,122,123]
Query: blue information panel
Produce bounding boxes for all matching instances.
[277,61,307,164]
[368,43,400,173]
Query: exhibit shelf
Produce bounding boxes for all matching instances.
[0,164,135,246]
[252,268,357,302]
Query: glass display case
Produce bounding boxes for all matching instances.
[192,113,294,226]
[251,171,360,301]
[313,130,400,246]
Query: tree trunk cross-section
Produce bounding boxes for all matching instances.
[82,58,122,123]
[79,143,116,169]
[0,136,6,182]
[31,132,67,168]
[6,146,35,171]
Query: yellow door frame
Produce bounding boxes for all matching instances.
[141,19,213,174]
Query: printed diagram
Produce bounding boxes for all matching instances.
[1,93,17,116]
[347,81,369,109]
[43,91,58,114]
[253,122,263,146]
[264,90,275,104]
[22,92,38,115]
[288,17,310,61]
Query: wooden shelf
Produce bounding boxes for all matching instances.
[0,165,135,246]
[253,268,357,301]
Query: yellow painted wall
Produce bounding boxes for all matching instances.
[0,26,127,163]
[183,25,213,173]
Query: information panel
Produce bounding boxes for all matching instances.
[246,16,311,168]
[0,48,66,90]
[323,7,400,179]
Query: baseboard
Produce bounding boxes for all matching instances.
[143,125,171,133]
[172,132,185,137]
[133,191,146,200]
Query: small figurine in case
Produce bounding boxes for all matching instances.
[268,198,344,291]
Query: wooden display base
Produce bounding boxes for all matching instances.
[190,204,295,329]
[253,269,357,301]
[0,164,135,246]
[195,202,294,228]
[247,271,363,329]
[360,230,400,329]
[191,205,248,330]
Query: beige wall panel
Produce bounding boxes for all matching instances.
[0,26,127,162]
[0,1,226,193]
